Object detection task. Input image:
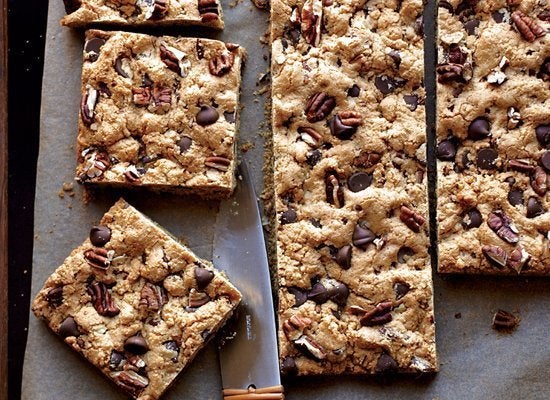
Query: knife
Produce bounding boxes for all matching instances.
[213,162,284,400]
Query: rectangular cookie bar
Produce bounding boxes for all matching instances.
[271,0,437,375]
[436,0,549,274]
[31,198,241,400]
[76,30,244,199]
[62,0,224,29]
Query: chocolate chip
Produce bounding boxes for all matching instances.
[223,111,236,123]
[280,208,297,224]
[288,287,308,307]
[526,197,544,218]
[468,117,491,140]
[347,84,360,97]
[281,357,298,375]
[307,282,330,304]
[163,340,180,362]
[388,50,401,67]
[397,247,415,264]
[414,15,424,36]
[59,316,80,338]
[508,190,524,206]
[535,124,549,147]
[476,148,498,170]
[462,208,482,229]
[492,10,505,23]
[375,75,398,95]
[63,0,81,13]
[46,286,63,307]
[109,350,125,370]
[352,223,376,249]
[195,267,214,290]
[196,105,219,126]
[541,151,550,172]
[176,136,192,153]
[464,19,479,35]
[437,140,457,161]
[347,172,372,192]
[376,353,398,373]
[124,334,149,355]
[90,225,111,247]
[114,56,131,78]
[328,112,361,140]
[328,282,349,306]
[403,94,419,111]
[335,245,352,269]
[142,74,153,87]
[438,1,453,13]
[394,282,410,299]
[306,149,322,167]
[84,37,105,62]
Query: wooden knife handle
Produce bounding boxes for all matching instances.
[223,385,284,400]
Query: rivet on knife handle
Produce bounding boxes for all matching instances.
[223,385,284,400]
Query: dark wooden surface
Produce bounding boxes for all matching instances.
[1,0,9,398]
[7,1,47,398]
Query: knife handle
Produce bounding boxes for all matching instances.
[223,385,284,400]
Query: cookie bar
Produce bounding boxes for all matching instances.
[32,198,241,400]
[76,30,244,199]
[61,0,224,29]
[436,0,549,274]
[271,0,437,375]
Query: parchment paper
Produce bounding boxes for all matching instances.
[23,1,550,399]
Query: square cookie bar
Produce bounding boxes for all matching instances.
[436,0,549,274]
[271,0,437,376]
[61,0,224,29]
[76,30,244,199]
[32,199,241,399]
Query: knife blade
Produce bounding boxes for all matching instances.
[213,162,283,400]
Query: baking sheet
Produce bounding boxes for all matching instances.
[22,1,550,399]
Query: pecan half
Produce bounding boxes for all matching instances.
[507,107,521,129]
[508,159,535,174]
[124,165,143,183]
[84,248,113,270]
[507,246,530,273]
[358,301,393,326]
[297,127,323,148]
[188,289,211,308]
[482,245,508,268]
[132,87,151,106]
[530,167,547,196]
[87,281,120,317]
[198,0,219,22]
[205,156,231,171]
[208,51,235,77]
[111,370,149,398]
[79,149,110,180]
[140,282,167,312]
[492,309,519,330]
[400,206,426,233]
[301,0,322,46]
[511,11,546,42]
[325,172,344,208]
[152,86,172,107]
[294,335,326,360]
[354,152,382,168]
[81,86,98,126]
[436,63,466,83]
[487,211,519,244]
[305,92,336,122]
[328,111,362,140]
[160,44,191,77]
[144,0,167,20]
[283,315,312,341]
